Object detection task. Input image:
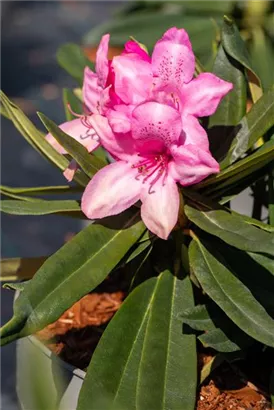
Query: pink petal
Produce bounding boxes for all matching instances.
[96,34,110,88]
[112,55,152,104]
[181,114,209,150]
[140,176,179,240]
[63,159,78,182]
[106,105,134,134]
[131,102,182,147]
[45,118,100,154]
[169,144,220,186]
[160,27,192,51]
[81,161,141,219]
[180,73,233,117]
[83,67,101,114]
[89,114,135,160]
[123,40,151,62]
[152,28,195,89]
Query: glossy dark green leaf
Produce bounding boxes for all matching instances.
[0,91,88,187]
[0,199,81,216]
[38,113,105,178]
[218,88,274,168]
[181,303,253,352]
[246,252,274,277]
[56,43,94,84]
[1,209,145,345]
[189,238,274,347]
[63,88,83,121]
[230,210,274,233]
[221,16,262,101]
[0,184,83,197]
[185,204,274,256]
[209,45,246,129]
[84,14,218,64]
[200,139,274,192]
[78,271,197,410]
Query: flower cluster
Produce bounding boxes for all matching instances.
[46,27,233,239]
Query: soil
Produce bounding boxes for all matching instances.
[36,291,273,410]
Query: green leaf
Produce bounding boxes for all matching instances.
[189,238,274,347]
[84,14,219,64]
[181,303,253,352]
[250,28,274,91]
[209,45,246,129]
[0,184,83,197]
[269,156,274,226]
[230,209,274,233]
[62,88,83,121]
[38,113,105,178]
[200,354,225,384]
[218,88,274,169]
[56,43,94,84]
[199,139,274,192]
[1,257,48,281]
[77,271,197,410]
[1,209,145,345]
[0,199,81,216]
[185,203,274,256]
[221,16,262,102]
[0,91,88,187]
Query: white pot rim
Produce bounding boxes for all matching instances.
[27,333,86,380]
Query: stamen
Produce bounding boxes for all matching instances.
[67,103,82,118]
[131,153,169,192]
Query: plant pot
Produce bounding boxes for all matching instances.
[16,330,85,410]
[15,285,124,410]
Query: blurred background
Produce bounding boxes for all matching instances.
[1,1,274,409]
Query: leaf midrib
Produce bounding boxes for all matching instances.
[197,241,274,342]
[26,212,141,325]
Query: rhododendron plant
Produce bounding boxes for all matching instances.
[2,14,274,410]
[47,28,233,239]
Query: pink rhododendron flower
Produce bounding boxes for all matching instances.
[47,27,233,239]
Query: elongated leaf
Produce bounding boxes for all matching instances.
[56,43,94,84]
[185,204,274,256]
[189,238,274,347]
[63,88,83,121]
[1,209,145,345]
[222,16,262,102]
[0,91,88,187]
[1,257,48,281]
[0,184,83,197]
[78,271,197,410]
[38,113,105,178]
[230,210,274,233]
[209,45,246,129]
[218,88,274,168]
[84,13,218,64]
[181,303,253,352]
[125,238,151,265]
[269,159,274,226]
[250,28,274,91]
[0,199,81,216]
[199,139,274,191]
[136,272,196,410]
[200,355,225,384]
